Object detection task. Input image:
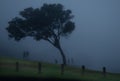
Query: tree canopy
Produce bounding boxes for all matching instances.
[6,3,75,65]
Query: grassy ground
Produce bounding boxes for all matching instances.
[0,57,120,81]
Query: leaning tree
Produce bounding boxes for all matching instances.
[6,3,75,65]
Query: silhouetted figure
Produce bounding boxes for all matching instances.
[103,67,106,77]
[38,62,42,73]
[82,65,85,75]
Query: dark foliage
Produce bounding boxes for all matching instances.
[6,3,75,65]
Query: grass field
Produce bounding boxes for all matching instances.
[0,57,120,81]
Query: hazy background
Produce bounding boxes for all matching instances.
[0,0,120,73]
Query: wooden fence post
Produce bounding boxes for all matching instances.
[61,64,64,75]
[16,62,19,72]
[81,65,85,75]
[38,62,42,73]
[102,67,106,77]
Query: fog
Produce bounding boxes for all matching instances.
[0,0,120,73]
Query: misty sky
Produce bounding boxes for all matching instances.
[0,0,120,73]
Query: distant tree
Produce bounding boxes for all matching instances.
[23,51,29,59]
[6,3,75,65]
[55,59,58,64]
[71,58,74,64]
[67,58,70,64]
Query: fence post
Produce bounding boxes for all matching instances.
[102,67,106,77]
[38,62,42,73]
[61,64,64,75]
[16,62,19,72]
[81,65,85,75]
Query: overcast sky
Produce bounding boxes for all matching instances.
[0,0,120,73]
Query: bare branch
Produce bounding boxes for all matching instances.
[48,25,58,40]
[57,20,61,40]
[43,37,54,46]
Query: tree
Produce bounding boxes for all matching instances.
[23,51,29,60]
[6,3,75,65]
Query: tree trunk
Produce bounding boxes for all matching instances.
[46,38,66,74]
[46,38,66,65]
[56,41,66,66]
[56,42,66,75]
[58,46,66,65]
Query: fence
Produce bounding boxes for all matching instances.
[0,61,107,77]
